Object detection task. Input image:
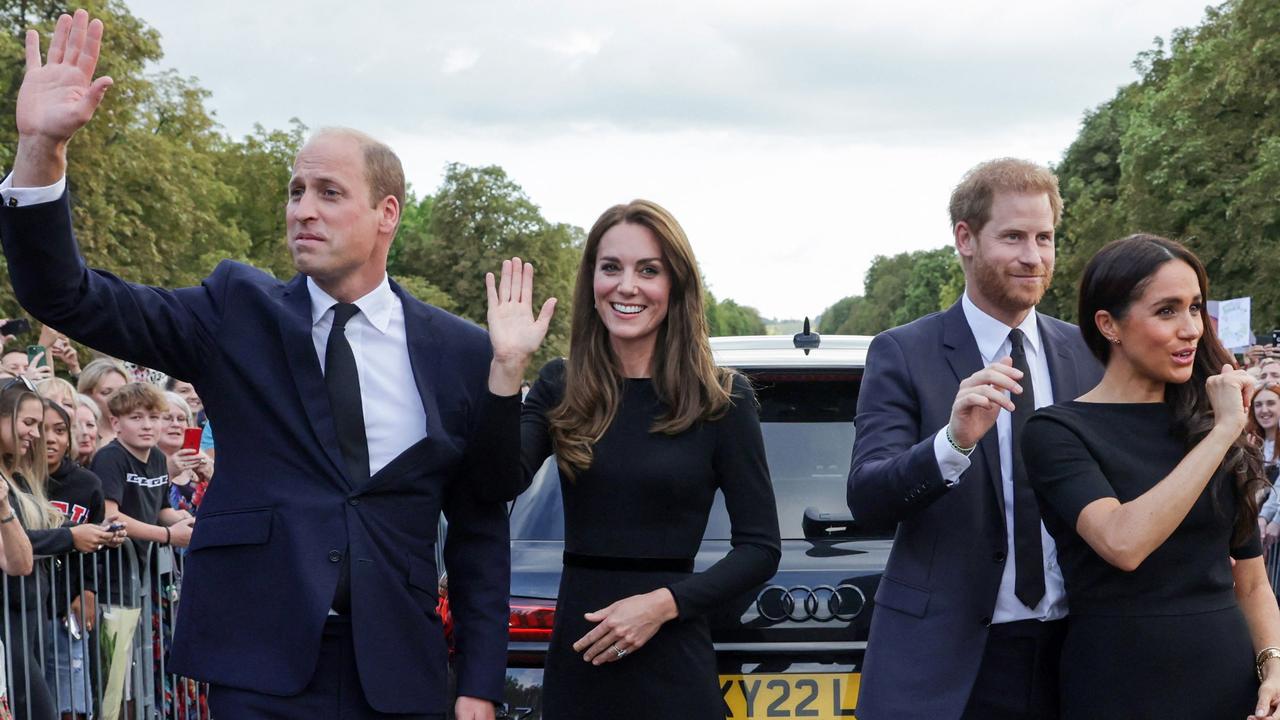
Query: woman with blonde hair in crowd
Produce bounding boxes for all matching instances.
[159,392,213,513]
[72,394,101,467]
[35,376,76,415]
[76,359,127,446]
[495,200,781,719]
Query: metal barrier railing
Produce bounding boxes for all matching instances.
[1267,541,1280,596]
[0,538,209,720]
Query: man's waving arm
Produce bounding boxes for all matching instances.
[1,10,218,380]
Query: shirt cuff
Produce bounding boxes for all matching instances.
[933,427,971,487]
[0,173,66,206]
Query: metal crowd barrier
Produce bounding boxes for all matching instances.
[1268,541,1280,596]
[0,538,209,720]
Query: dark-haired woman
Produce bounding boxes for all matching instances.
[42,399,116,719]
[1023,234,1280,719]
[486,201,781,719]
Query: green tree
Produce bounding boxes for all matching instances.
[401,163,582,371]
[705,294,766,336]
[817,246,961,335]
[213,120,308,279]
[0,1,260,316]
[817,295,859,334]
[1051,0,1280,330]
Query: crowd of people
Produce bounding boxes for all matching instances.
[0,338,215,719]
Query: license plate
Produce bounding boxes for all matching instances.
[720,672,859,719]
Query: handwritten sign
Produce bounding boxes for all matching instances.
[1216,297,1251,350]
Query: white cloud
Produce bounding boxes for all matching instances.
[122,0,1215,319]
[441,48,481,75]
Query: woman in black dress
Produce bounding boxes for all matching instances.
[1023,234,1280,719]
[487,200,781,719]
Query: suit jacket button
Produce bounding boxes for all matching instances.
[993,551,1006,563]
[328,550,342,563]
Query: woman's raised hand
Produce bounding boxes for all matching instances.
[486,257,556,395]
[1208,364,1255,438]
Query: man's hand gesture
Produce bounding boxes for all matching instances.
[947,358,1023,449]
[14,9,113,185]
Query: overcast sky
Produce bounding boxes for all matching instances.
[124,0,1215,320]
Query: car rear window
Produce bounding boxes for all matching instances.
[509,370,861,541]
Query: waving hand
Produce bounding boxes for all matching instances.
[486,257,556,395]
[14,10,113,185]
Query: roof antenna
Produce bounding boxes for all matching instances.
[793,317,821,355]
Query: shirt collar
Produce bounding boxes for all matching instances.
[306,275,395,334]
[961,290,1041,362]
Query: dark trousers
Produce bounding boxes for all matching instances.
[208,616,443,720]
[961,618,1065,720]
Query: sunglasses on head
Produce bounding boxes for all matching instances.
[1,376,38,394]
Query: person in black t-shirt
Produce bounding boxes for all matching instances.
[90,383,193,552]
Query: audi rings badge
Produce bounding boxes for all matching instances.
[756,584,867,622]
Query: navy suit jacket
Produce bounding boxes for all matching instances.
[847,301,1102,720]
[0,192,519,715]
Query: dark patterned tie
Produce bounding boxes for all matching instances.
[1009,328,1046,609]
[325,302,366,614]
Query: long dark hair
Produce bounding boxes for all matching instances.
[549,200,733,480]
[1078,233,1264,546]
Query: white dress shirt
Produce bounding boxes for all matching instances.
[308,277,428,477]
[931,292,1067,624]
[0,173,429,478]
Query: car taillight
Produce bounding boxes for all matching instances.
[509,598,556,641]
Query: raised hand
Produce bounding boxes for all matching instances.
[947,358,1023,449]
[13,10,113,187]
[17,10,112,143]
[485,257,555,395]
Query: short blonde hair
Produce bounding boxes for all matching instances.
[36,377,76,411]
[949,158,1062,234]
[77,358,128,395]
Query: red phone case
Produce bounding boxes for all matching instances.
[182,427,203,451]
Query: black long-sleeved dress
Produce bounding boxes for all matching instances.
[1025,401,1261,719]
[521,359,781,719]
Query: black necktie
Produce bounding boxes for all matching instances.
[1009,328,1046,609]
[325,303,369,485]
[325,302,366,614]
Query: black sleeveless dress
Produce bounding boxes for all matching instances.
[1024,401,1261,719]
[521,359,781,720]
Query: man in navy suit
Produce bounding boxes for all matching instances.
[848,158,1103,719]
[1,10,555,719]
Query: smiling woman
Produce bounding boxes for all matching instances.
[1024,234,1280,719]
[514,199,781,720]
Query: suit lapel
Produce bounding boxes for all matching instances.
[1038,313,1081,403]
[942,301,1005,521]
[392,279,441,439]
[277,275,353,490]
[353,281,447,495]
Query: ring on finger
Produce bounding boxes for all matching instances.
[611,644,627,659]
